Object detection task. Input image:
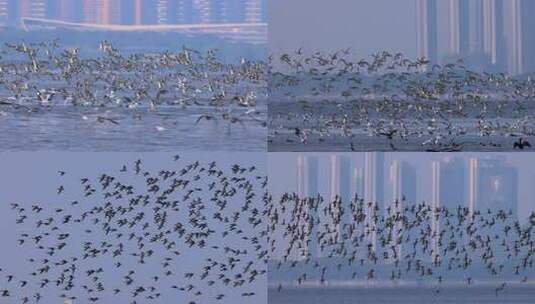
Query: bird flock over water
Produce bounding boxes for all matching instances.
[6,42,535,151]
[1,155,268,303]
[0,40,266,129]
[268,193,535,296]
[268,48,535,151]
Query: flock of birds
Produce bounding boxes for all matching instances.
[1,155,268,303]
[268,193,535,296]
[5,42,535,150]
[3,41,535,302]
[2,157,535,302]
[268,48,535,151]
[0,40,266,129]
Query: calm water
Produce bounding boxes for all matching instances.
[268,286,535,304]
[0,105,266,151]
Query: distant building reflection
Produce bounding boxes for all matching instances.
[0,0,267,45]
[0,0,267,26]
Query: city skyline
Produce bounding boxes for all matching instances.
[269,0,535,75]
[294,153,519,215]
[268,153,535,224]
[417,0,535,75]
[275,152,527,261]
[0,0,267,26]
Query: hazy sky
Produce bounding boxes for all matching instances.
[269,152,535,224]
[268,0,417,57]
[0,152,267,304]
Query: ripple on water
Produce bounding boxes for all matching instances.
[0,106,267,151]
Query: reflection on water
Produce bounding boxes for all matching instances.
[0,106,266,151]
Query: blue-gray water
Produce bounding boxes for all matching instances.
[268,286,535,304]
[0,105,266,151]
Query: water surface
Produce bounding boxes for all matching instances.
[0,105,266,151]
[268,286,535,304]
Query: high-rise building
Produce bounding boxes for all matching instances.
[435,0,535,74]
[503,0,523,75]
[145,0,159,24]
[416,0,438,64]
[193,0,211,23]
[0,0,7,25]
[468,0,484,53]
[431,157,466,260]
[0,0,19,26]
[469,156,518,218]
[388,160,416,261]
[296,155,319,258]
[432,157,467,211]
[519,0,535,74]
[2,0,267,28]
[531,174,535,215]
[482,0,506,66]
[119,0,134,24]
[364,152,384,207]
[221,0,246,23]
[447,0,470,55]
[430,161,441,260]
[363,152,384,251]
[157,0,195,24]
[389,160,417,205]
[44,0,59,19]
[353,166,365,198]
[20,0,46,19]
[340,156,352,228]
[327,155,342,246]
[176,0,197,23]
[156,0,169,24]
[468,157,479,214]
[504,0,535,75]
[58,0,83,22]
[297,155,319,198]
[82,0,99,23]
[419,0,495,66]
[244,0,263,23]
[103,0,121,24]
[259,0,267,22]
[211,0,226,23]
[326,155,357,257]
[120,0,157,25]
